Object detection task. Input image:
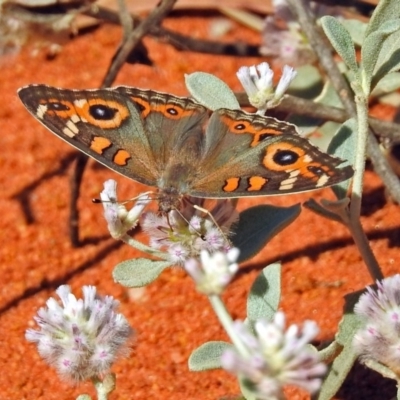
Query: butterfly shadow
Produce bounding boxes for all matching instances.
[11,151,78,225]
[10,151,111,247]
[237,222,400,278]
[0,239,122,316]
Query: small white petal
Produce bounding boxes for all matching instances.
[274,65,297,99]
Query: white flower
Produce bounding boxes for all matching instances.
[26,285,133,382]
[353,274,400,375]
[184,248,239,295]
[100,179,150,239]
[237,62,296,113]
[221,313,326,399]
[274,65,297,100]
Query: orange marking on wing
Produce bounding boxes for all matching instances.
[262,142,305,172]
[131,96,151,118]
[83,99,130,129]
[44,98,130,129]
[152,103,194,120]
[220,116,282,147]
[248,176,267,191]
[223,177,240,192]
[90,136,112,154]
[262,142,333,181]
[44,99,75,119]
[113,149,131,166]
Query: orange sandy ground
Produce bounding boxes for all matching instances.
[0,12,399,400]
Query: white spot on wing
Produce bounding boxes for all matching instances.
[316,174,329,187]
[74,99,88,108]
[279,170,300,190]
[63,120,79,138]
[36,104,47,119]
[304,154,312,163]
[70,114,81,123]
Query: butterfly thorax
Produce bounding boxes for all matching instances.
[157,162,198,212]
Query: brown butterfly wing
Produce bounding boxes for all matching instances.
[191,108,353,197]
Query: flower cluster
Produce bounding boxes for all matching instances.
[353,274,400,376]
[26,285,133,382]
[100,179,150,239]
[141,196,238,264]
[237,62,297,114]
[184,248,240,295]
[221,313,326,399]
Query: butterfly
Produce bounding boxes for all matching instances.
[18,84,353,212]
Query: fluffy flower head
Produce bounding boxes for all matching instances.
[141,196,238,265]
[221,313,326,399]
[353,274,400,375]
[184,248,240,295]
[26,285,133,382]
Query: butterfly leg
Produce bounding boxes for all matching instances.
[193,204,232,247]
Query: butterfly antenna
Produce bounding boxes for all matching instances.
[92,191,154,205]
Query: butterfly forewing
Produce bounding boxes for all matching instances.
[18,84,160,186]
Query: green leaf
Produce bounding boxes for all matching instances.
[247,263,281,323]
[318,291,364,400]
[335,290,365,346]
[320,16,359,75]
[288,81,343,150]
[327,118,356,199]
[341,19,367,46]
[76,396,92,400]
[303,198,344,223]
[286,64,323,99]
[238,377,258,400]
[231,204,301,263]
[112,258,172,288]
[361,18,400,94]
[317,340,358,400]
[185,72,240,110]
[372,27,400,90]
[188,341,231,371]
[365,0,400,38]
[371,71,400,97]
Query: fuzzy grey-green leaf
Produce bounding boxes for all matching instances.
[371,72,400,97]
[361,18,400,93]
[327,118,356,199]
[341,19,367,46]
[321,16,359,75]
[365,0,400,37]
[317,341,358,400]
[185,72,240,110]
[113,258,172,288]
[371,26,400,90]
[188,341,231,371]
[231,204,301,263]
[247,263,281,323]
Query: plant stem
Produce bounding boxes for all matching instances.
[121,234,171,261]
[208,295,250,357]
[350,94,369,218]
[347,217,384,280]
